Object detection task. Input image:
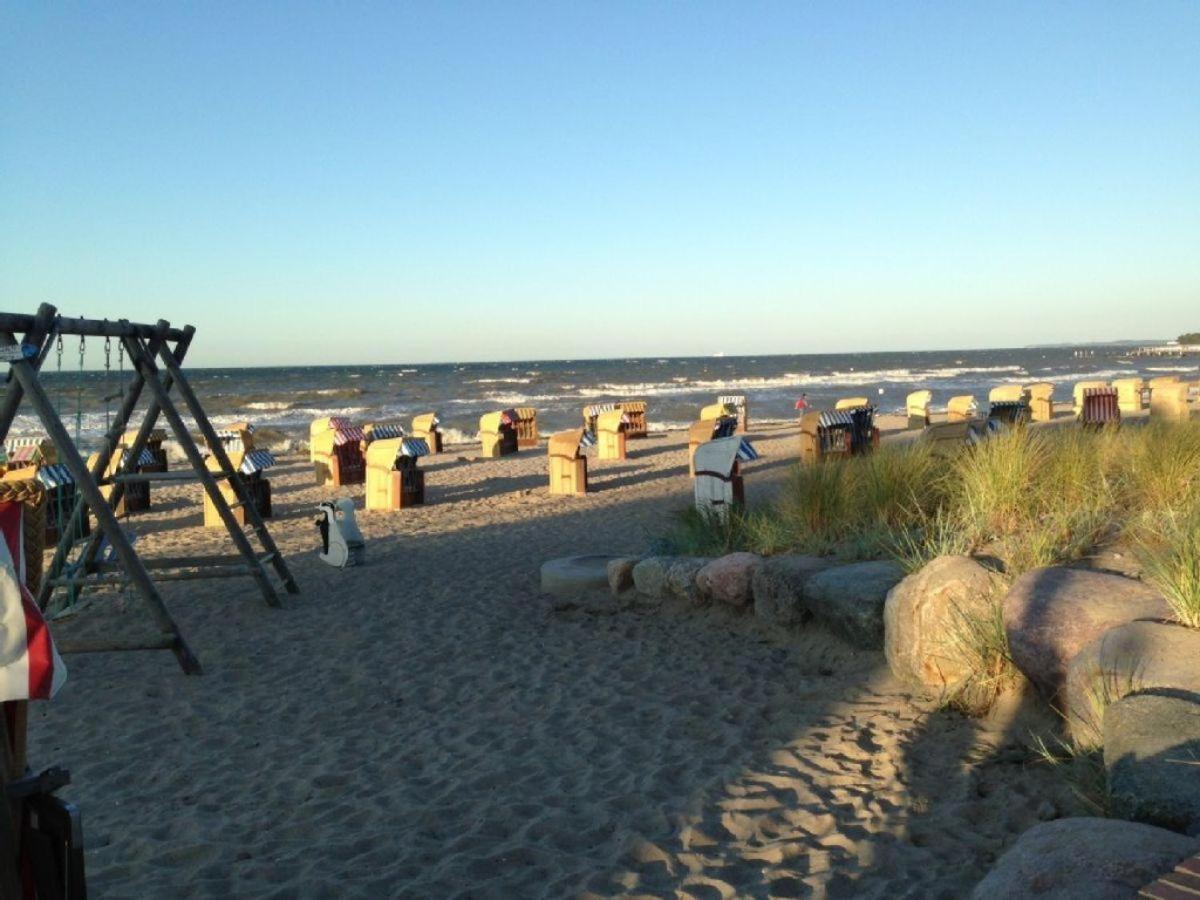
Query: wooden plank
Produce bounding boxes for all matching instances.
[0,312,188,341]
[56,635,181,655]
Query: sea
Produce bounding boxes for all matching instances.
[10,345,1198,451]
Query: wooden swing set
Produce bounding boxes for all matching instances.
[1,303,299,675]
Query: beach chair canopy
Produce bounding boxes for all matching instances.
[988,385,1027,403]
[700,402,734,420]
[4,437,56,468]
[1025,382,1054,401]
[717,394,746,409]
[479,411,506,434]
[239,449,277,475]
[331,425,366,446]
[618,400,646,413]
[906,390,932,413]
[514,407,537,422]
[548,429,586,460]
[364,422,406,443]
[412,412,440,432]
[34,464,74,489]
[947,395,978,417]
[596,409,628,434]
[834,397,870,411]
[693,436,755,479]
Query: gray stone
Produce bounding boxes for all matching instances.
[631,556,672,599]
[666,558,710,605]
[970,817,1198,899]
[696,553,762,607]
[1002,567,1170,703]
[883,555,1002,689]
[802,560,904,649]
[1105,692,1200,835]
[1066,621,1200,749]
[606,557,640,595]
[751,555,835,629]
[539,555,617,597]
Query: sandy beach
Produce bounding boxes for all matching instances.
[25,421,1075,898]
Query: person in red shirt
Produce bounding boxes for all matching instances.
[794,392,809,412]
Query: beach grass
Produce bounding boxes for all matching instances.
[671,419,1200,582]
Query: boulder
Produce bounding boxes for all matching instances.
[970,817,1198,899]
[1106,692,1200,835]
[607,557,640,595]
[631,557,672,600]
[666,558,710,604]
[883,556,1002,689]
[540,555,617,597]
[752,555,834,629]
[1065,621,1200,749]
[696,553,762,607]
[1002,567,1170,703]
[801,560,904,648]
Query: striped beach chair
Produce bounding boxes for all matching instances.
[411,413,443,453]
[618,400,648,438]
[1081,387,1121,429]
[311,420,366,486]
[364,437,429,510]
[717,394,749,433]
[204,448,277,527]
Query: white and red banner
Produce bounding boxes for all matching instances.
[0,502,66,701]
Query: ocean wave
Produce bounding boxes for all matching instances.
[469,377,533,384]
[244,401,292,410]
[1145,365,1200,373]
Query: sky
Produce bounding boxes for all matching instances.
[2,2,1198,367]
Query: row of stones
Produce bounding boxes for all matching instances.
[609,551,1200,842]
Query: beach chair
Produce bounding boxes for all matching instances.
[1148,375,1181,395]
[547,430,589,496]
[124,427,168,472]
[32,464,89,544]
[799,406,877,463]
[211,422,256,457]
[479,410,519,458]
[988,384,1028,405]
[717,395,749,433]
[834,397,871,411]
[1111,377,1146,414]
[3,438,56,476]
[988,398,1030,428]
[1072,381,1109,417]
[311,420,366,486]
[410,413,443,453]
[309,417,340,463]
[906,390,932,429]
[595,409,628,461]
[582,403,617,437]
[694,435,757,520]
[920,420,985,454]
[87,447,154,515]
[203,448,276,527]
[1025,383,1055,423]
[688,417,738,476]
[513,407,539,449]
[1080,387,1121,429]
[364,437,429,510]
[946,395,978,422]
[1149,381,1191,422]
[618,401,648,438]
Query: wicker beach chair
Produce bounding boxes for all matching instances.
[1072,381,1109,418]
[1025,383,1055,422]
[1149,381,1191,422]
[479,410,519,458]
[582,403,617,438]
[906,390,932,429]
[1111,377,1146,414]
[799,406,877,463]
[834,397,871,411]
[1080,387,1121,429]
[946,395,978,423]
[364,437,429,510]
[124,427,168,472]
[311,419,366,486]
[694,435,757,520]
[547,430,589,496]
[203,448,276,527]
[87,447,155,515]
[410,413,443,453]
[512,408,539,449]
[595,409,629,461]
[618,401,648,438]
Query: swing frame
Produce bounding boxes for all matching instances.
[0,303,300,674]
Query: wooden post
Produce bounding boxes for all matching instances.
[122,331,284,607]
[153,326,299,596]
[5,338,201,674]
[0,302,57,441]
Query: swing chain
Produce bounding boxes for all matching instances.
[104,335,112,372]
[55,333,63,367]
[78,334,85,364]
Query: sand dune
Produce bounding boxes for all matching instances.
[28,424,1072,897]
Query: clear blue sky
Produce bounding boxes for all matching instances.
[2,2,1197,366]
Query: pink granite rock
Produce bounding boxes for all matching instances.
[696,553,762,607]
